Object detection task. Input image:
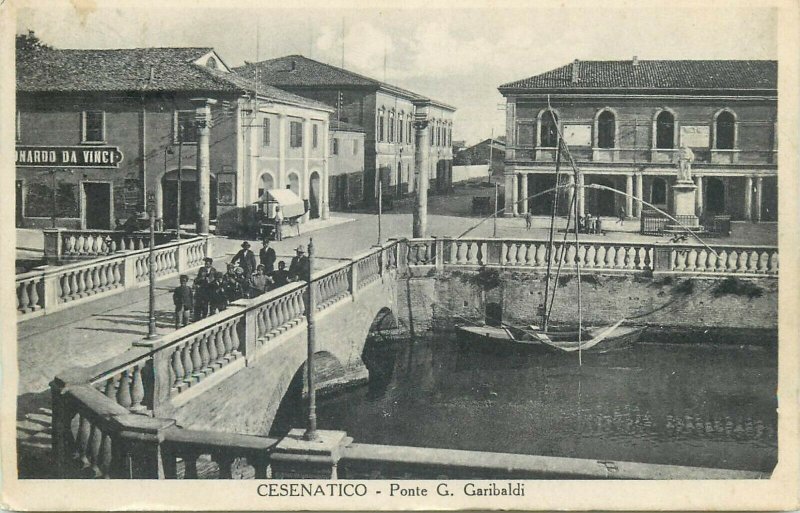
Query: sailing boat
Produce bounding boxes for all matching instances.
[457,108,645,357]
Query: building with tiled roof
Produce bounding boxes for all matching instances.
[498,58,777,224]
[235,55,456,206]
[16,46,335,233]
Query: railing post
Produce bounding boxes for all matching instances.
[349,259,358,300]
[43,228,64,264]
[203,235,215,260]
[110,415,176,479]
[433,237,444,272]
[242,304,258,364]
[50,379,74,476]
[36,266,60,314]
[176,240,188,272]
[390,238,407,272]
[121,251,137,289]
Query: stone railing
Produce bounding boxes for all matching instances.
[405,238,778,278]
[16,235,213,320]
[44,228,176,262]
[50,240,401,478]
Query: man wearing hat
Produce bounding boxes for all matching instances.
[288,244,310,281]
[230,241,257,278]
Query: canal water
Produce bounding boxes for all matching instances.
[316,332,777,472]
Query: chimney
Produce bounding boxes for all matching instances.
[632,55,639,66]
[149,66,155,82]
[571,59,580,83]
[290,59,297,72]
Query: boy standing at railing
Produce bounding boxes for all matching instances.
[173,275,193,329]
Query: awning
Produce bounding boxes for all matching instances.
[258,188,306,219]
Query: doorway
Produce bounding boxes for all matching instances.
[589,178,616,217]
[162,169,217,228]
[705,177,726,214]
[485,302,503,327]
[83,182,112,229]
[309,172,321,219]
[16,180,23,225]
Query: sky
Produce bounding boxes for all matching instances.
[16,1,778,145]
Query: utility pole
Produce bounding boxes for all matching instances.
[146,190,157,339]
[303,239,318,441]
[493,183,498,237]
[177,125,184,238]
[50,169,57,228]
[377,181,382,244]
[488,127,494,184]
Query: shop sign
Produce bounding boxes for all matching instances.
[15,145,124,168]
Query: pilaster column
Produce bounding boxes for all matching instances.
[191,98,217,235]
[520,173,529,214]
[321,119,330,219]
[412,101,430,238]
[634,172,643,217]
[503,170,515,217]
[277,113,287,189]
[755,176,763,222]
[511,174,519,216]
[744,175,753,221]
[625,173,633,217]
[504,99,516,161]
[566,173,575,213]
[695,175,704,217]
[302,118,311,222]
[577,172,585,217]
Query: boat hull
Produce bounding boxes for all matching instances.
[456,324,646,354]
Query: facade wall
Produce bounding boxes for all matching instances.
[503,94,777,221]
[328,129,365,210]
[16,92,331,232]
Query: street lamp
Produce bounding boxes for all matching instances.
[145,190,158,339]
[303,238,318,441]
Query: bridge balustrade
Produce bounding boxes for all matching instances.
[406,238,777,278]
[16,235,214,320]
[45,228,176,262]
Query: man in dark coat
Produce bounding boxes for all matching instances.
[193,258,216,320]
[172,275,193,329]
[259,240,277,274]
[230,241,257,277]
[288,245,310,281]
[272,261,290,289]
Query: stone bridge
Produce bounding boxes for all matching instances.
[49,237,777,480]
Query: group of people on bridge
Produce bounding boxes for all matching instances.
[172,240,310,329]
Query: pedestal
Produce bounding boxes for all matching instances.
[270,429,352,479]
[666,180,700,231]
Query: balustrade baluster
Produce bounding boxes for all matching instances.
[594,246,606,269]
[91,234,101,255]
[65,235,76,255]
[60,273,71,301]
[119,237,128,252]
[230,320,241,352]
[455,242,466,264]
[181,343,194,380]
[564,244,576,267]
[77,269,88,297]
[87,424,103,476]
[757,251,769,273]
[769,252,778,273]
[585,245,596,268]
[18,282,30,313]
[738,251,750,273]
[190,339,202,375]
[297,292,306,319]
[98,431,113,477]
[716,250,727,272]
[84,267,96,295]
[674,250,687,271]
[198,332,210,371]
[517,243,529,266]
[130,365,145,410]
[268,303,279,333]
[75,235,86,256]
[214,328,227,362]
[223,322,234,354]
[116,370,133,409]
[696,249,708,272]
[113,262,122,286]
[99,236,109,255]
[76,415,91,466]
[706,250,718,272]
[280,297,291,326]
[613,246,625,268]
[747,250,759,273]
[727,251,739,273]
[95,265,106,291]
[685,249,698,272]
[168,351,177,388]
[207,328,219,363]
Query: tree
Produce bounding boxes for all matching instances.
[16,30,51,54]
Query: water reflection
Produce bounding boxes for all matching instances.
[316,332,777,472]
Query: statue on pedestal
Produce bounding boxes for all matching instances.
[676,145,695,182]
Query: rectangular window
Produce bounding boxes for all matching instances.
[217,173,236,205]
[16,110,21,142]
[312,124,319,148]
[82,111,105,143]
[377,111,385,142]
[353,139,359,155]
[262,118,271,146]
[388,113,395,143]
[290,121,303,148]
[332,138,339,155]
[175,111,198,143]
[407,120,412,143]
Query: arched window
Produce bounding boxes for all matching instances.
[377,109,385,142]
[540,110,559,147]
[656,110,675,149]
[398,111,404,143]
[597,110,616,149]
[206,56,218,70]
[388,110,395,143]
[651,177,667,205]
[715,111,735,150]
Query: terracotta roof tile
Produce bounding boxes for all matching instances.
[499,60,777,92]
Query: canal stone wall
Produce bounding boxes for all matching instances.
[396,271,778,342]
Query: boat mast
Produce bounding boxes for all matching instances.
[541,108,561,332]
[572,139,583,367]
